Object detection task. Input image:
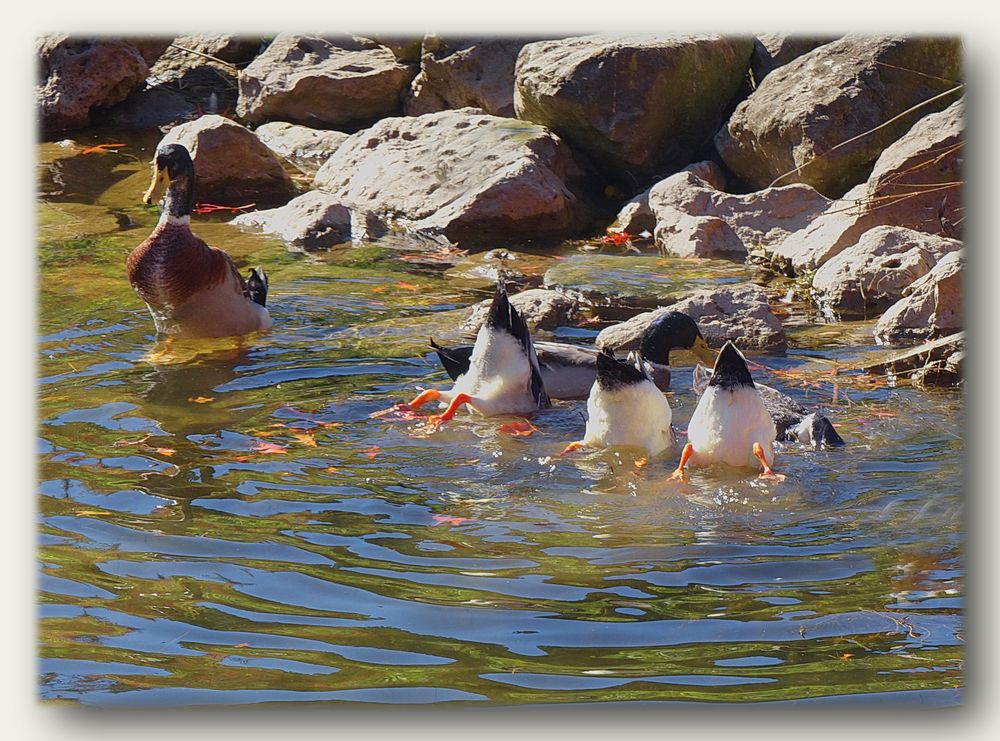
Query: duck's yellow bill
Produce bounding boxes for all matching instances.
[691,336,718,366]
[142,163,169,205]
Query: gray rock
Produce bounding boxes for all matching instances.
[649,171,830,258]
[158,114,298,206]
[149,34,265,83]
[515,34,753,184]
[750,34,839,82]
[462,288,581,333]
[367,35,423,63]
[230,190,354,251]
[405,36,537,117]
[771,99,964,273]
[253,121,349,173]
[612,160,727,235]
[811,226,962,317]
[37,35,149,134]
[312,109,594,248]
[595,282,786,353]
[237,34,416,127]
[716,36,962,197]
[874,250,963,344]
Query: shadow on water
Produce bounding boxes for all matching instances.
[36,132,964,707]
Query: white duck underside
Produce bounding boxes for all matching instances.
[445,327,540,417]
[687,385,777,469]
[582,380,674,456]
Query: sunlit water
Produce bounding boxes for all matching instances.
[37,131,964,707]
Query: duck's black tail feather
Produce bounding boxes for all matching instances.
[709,341,755,389]
[486,283,531,352]
[811,413,846,447]
[246,266,268,307]
[596,347,648,390]
[430,339,473,381]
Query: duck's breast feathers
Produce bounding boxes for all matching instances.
[709,341,755,389]
[127,221,240,309]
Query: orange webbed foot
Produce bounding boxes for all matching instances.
[753,442,785,481]
[425,393,473,432]
[670,442,694,481]
[560,441,585,456]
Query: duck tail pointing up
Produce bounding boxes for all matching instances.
[246,267,268,307]
[709,341,755,389]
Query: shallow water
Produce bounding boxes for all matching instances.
[37,132,964,707]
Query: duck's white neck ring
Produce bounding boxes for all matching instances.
[159,214,191,227]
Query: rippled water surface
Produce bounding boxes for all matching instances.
[37,132,964,707]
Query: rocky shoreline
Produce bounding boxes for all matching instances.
[37,33,965,384]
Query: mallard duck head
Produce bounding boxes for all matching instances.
[143,143,196,217]
[639,311,716,367]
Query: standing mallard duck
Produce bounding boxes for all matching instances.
[378,284,550,430]
[672,341,780,479]
[127,143,272,338]
[561,348,674,457]
[430,310,716,400]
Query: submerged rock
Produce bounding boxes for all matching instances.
[312,109,595,247]
[462,288,582,333]
[716,36,962,197]
[771,99,964,273]
[405,36,538,117]
[158,114,298,206]
[237,34,416,128]
[594,282,786,353]
[874,250,963,344]
[443,249,555,291]
[37,35,150,134]
[515,34,753,185]
[253,121,349,173]
[649,171,830,258]
[811,226,962,317]
[230,190,354,251]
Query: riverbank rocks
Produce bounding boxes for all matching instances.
[811,226,962,317]
[253,122,349,173]
[150,34,264,82]
[37,36,150,134]
[405,36,536,117]
[237,34,416,128]
[312,109,594,247]
[648,171,830,258]
[231,191,353,251]
[716,36,962,197]
[159,115,297,206]
[770,99,964,273]
[462,288,581,334]
[612,160,727,235]
[514,35,753,186]
[750,35,839,82]
[595,283,786,353]
[874,250,963,344]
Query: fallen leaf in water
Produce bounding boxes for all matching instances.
[253,441,288,455]
[838,653,855,661]
[324,466,340,474]
[499,421,538,437]
[75,510,112,517]
[188,396,215,404]
[154,448,176,457]
[635,457,648,469]
[371,286,387,293]
[432,514,475,525]
[80,142,126,155]
[361,446,380,459]
[290,432,318,447]
[234,643,251,648]
[232,456,251,463]
[395,281,421,291]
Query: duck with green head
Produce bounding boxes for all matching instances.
[127,143,272,339]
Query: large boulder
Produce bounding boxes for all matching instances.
[750,34,839,82]
[874,250,963,344]
[649,171,830,258]
[312,109,595,247]
[596,283,786,353]
[230,190,354,251]
[405,36,537,117]
[811,226,962,318]
[37,35,150,134]
[770,99,964,273]
[253,121,349,173]
[150,34,264,81]
[612,160,727,235]
[716,36,962,197]
[514,35,753,185]
[158,115,298,206]
[237,34,416,128]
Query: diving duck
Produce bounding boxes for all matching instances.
[431,310,716,400]
[383,284,550,430]
[692,364,845,448]
[561,348,674,457]
[127,143,272,338]
[672,341,779,479]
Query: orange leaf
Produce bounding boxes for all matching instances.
[253,441,288,455]
[499,421,538,437]
[154,447,176,457]
[432,514,474,525]
[395,281,421,291]
[188,396,215,404]
[75,510,112,517]
[635,457,648,469]
[838,653,855,661]
[290,432,318,447]
[361,446,380,459]
[80,142,126,155]
[324,466,340,474]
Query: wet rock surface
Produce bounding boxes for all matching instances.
[874,250,963,344]
[231,190,354,251]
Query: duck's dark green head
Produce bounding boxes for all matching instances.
[639,311,716,366]
[143,143,196,215]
